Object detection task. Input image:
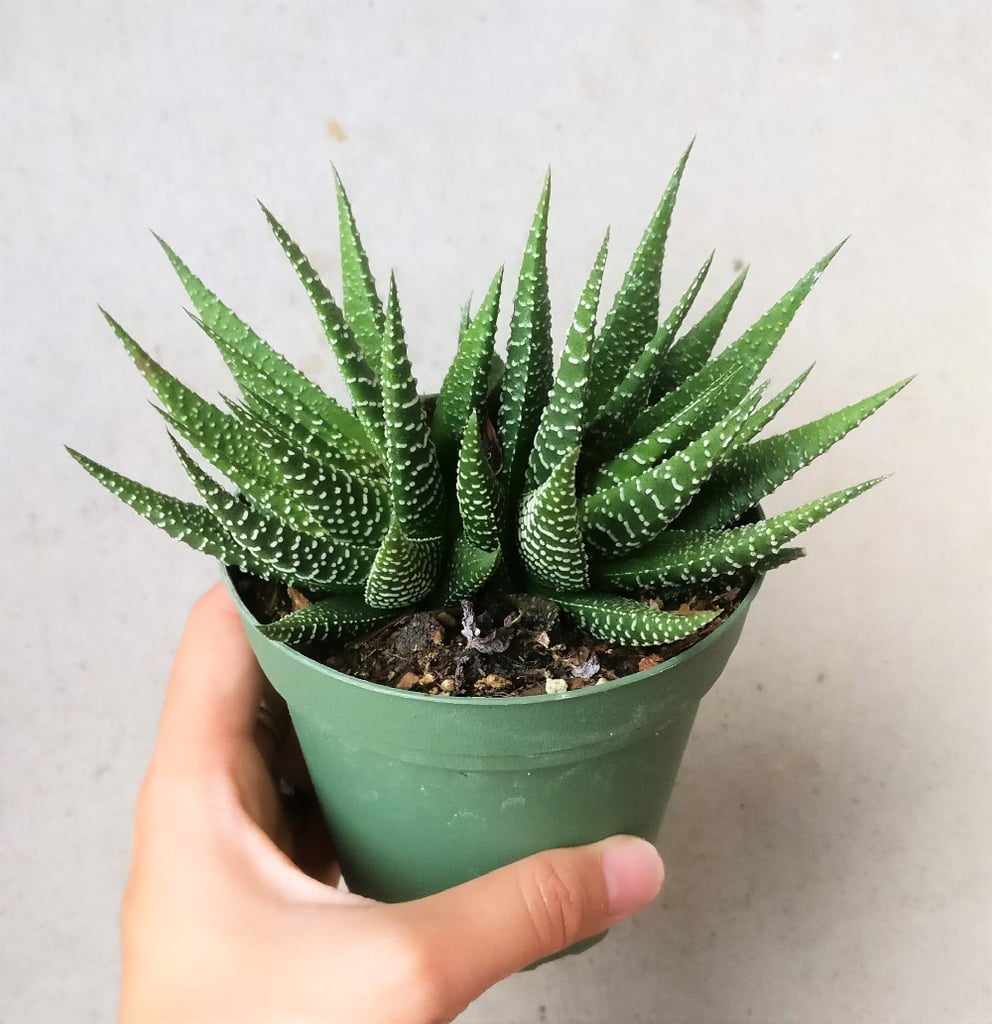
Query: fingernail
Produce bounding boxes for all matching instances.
[599,836,664,917]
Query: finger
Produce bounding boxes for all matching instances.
[396,836,663,1009]
[155,584,265,772]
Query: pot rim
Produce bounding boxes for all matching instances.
[225,567,764,707]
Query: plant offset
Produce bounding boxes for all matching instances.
[69,146,908,653]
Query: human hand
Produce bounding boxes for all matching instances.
[119,585,665,1024]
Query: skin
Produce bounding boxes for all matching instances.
[119,585,665,1024]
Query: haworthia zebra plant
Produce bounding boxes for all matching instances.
[69,146,909,648]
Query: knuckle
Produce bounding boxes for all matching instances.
[519,853,589,951]
[382,926,449,1023]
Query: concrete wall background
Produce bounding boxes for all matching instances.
[2,2,989,1020]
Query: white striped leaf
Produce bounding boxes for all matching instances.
[222,391,383,480]
[498,171,553,504]
[259,595,393,643]
[260,203,384,444]
[586,142,693,414]
[444,535,501,603]
[158,237,374,455]
[649,265,749,400]
[527,229,609,490]
[631,242,845,443]
[379,275,445,539]
[591,368,742,489]
[582,389,764,557]
[598,479,883,590]
[519,447,589,591]
[735,364,814,446]
[333,167,386,374]
[364,520,443,609]
[228,404,390,544]
[66,448,269,576]
[102,310,283,494]
[555,594,717,646]
[588,251,712,455]
[433,267,503,471]
[171,438,374,589]
[456,411,500,552]
[676,380,910,532]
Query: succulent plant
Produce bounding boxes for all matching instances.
[68,146,909,649]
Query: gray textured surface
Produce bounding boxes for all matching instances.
[2,2,990,1021]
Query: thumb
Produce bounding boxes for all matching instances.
[399,836,663,1007]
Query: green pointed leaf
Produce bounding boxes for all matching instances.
[588,251,712,455]
[519,448,589,591]
[675,378,910,532]
[586,142,693,413]
[66,447,268,575]
[260,203,384,443]
[444,535,501,603]
[527,229,609,489]
[598,479,884,591]
[157,237,373,455]
[102,311,330,535]
[650,265,748,399]
[379,275,445,539]
[333,167,386,374]
[456,411,501,552]
[157,407,326,536]
[259,594,394,644]
[631,242,846,443]
[206,330,375,473]
[498,170,553,506]
[582,389,764,557]
[222,390,384,479]
[102,309,282,487]
[555,593,718,646]
[736,364,814,446]
[433,267,503,470]
[227,403,390,544]
[591,368,742,489]
[364,520,443,609]
[171,438,374,589]
[654,546,807,604]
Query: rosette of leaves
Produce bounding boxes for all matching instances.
[68,147,909,648]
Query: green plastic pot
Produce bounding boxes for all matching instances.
[227,572,761,944]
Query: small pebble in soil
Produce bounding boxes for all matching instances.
[478,673,511,693]
[545,678,568,695]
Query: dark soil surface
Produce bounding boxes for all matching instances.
[238,576,748,698]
